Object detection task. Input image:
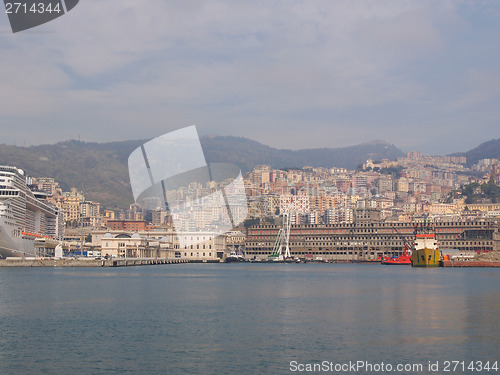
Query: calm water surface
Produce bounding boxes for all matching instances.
[0,264,499,374]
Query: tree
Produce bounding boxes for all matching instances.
[461,180,500,204]
[379,166,403,178]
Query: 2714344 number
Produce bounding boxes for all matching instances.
[5,2,62,14]
[443,361,498,372]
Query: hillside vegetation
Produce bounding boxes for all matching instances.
[0,136,410,209]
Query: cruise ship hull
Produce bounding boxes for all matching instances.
[0,166,64,258]
[412,248,441,267]
[0,225,37,257]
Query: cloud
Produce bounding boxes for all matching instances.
[445,69,500,111]
[0,0,499,154]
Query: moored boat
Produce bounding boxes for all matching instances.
[225,250,247,262]
[411,221,441,267]
[0,166,64,257]
[381,247,412,265]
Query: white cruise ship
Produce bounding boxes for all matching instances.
[0,166,64,257]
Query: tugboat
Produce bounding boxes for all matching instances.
[381,244,412,265]
[381,225,413,265]
[411,219,441,267]
[225,250,246,262]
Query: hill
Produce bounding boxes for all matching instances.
[200,137,402,171]
[0,136,403,209]
[0,139,142,209]
[449,138,500,167]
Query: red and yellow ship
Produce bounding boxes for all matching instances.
[411,221,441,267]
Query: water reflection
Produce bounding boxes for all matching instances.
[0,265,499,374]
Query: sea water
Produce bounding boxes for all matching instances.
[0,264,499,374]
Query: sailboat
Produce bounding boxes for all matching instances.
[268,199,293,262]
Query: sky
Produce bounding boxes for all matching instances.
[0,0,499,155]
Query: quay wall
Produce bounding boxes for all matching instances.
[0,258,189,267]
[442,260,500,267]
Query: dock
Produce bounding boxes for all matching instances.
[0,257,189,267]
[441,260,500,267]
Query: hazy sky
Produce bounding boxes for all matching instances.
[0,0,499,154]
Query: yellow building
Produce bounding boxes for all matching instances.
[466,203,500,212]
[396,178,409,192]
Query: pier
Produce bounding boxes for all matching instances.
[0,257,189,267]
[441,260,500,267]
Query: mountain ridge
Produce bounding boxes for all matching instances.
[1,135,497,209]
[448,138,500,167]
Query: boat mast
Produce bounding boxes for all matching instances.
[278,199,293,258]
